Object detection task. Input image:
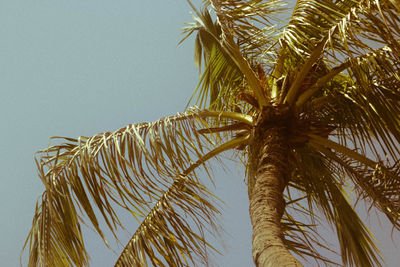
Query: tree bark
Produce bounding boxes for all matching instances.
[249,125,303,267]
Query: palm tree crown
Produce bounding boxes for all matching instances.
[24,0,400,266]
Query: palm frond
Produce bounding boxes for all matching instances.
[114,174,220,267]
[290,39,400,174]
[279,0,399,102]
[23,108,250,266]
[314,49,400,161]
[309,137,400,230]
[115,135,249,266]
[183,0,288,110]
[294,59,351,109]
[209,0,277,106]
[347,53,400,156]
[291,146,382,267]
[282,0,398,58]
[182,6,243,110]
[284,30,337,105]
[207,0,286,61]
[281,193,340,266]
[281,0,360,58]
[335,0,400,58]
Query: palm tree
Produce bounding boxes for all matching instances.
[24,0,400,266]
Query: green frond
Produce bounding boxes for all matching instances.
[182,6,246,110]
[284,30,337,105]
[295,60,351,109]
[328,182,381,267]
[282,0,360,58]
[199,43,244,110]
[289,40,400,166]
[183,0,288,109]
[352,161,400,229]
[209,0,272,107]
[291,146,382,267]
[313,47,400,160]
[309,137,400,230]
[24,108,251,266]
[198,109,253,126]
[279,0,399,96]
[283,0,395,56]
[345,51,400,157]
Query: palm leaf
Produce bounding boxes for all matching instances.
[114,174,220,267]
[281,0,360,58]
[281,193,340,266]
[207,0,286,61]
[183,6,248,111]
[291,145,382,267]
[279,0,399,104]
[309,136,400,230]
[311,48,400,160]
[23,108,250,266]
[183,0,288,110]
[115,135,249,266]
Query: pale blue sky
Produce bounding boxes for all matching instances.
[1,1,399,266]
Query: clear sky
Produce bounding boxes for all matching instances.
[1,1,399,266]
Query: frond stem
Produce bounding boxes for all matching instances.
[199,110,253,125]
[295,60,351,109]
[271,47,286,99]
[308,134,377,169]
[184,134,250,175]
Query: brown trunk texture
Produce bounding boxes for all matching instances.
[249,125,303,267]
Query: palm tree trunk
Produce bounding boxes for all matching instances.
[249,125,302,267]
